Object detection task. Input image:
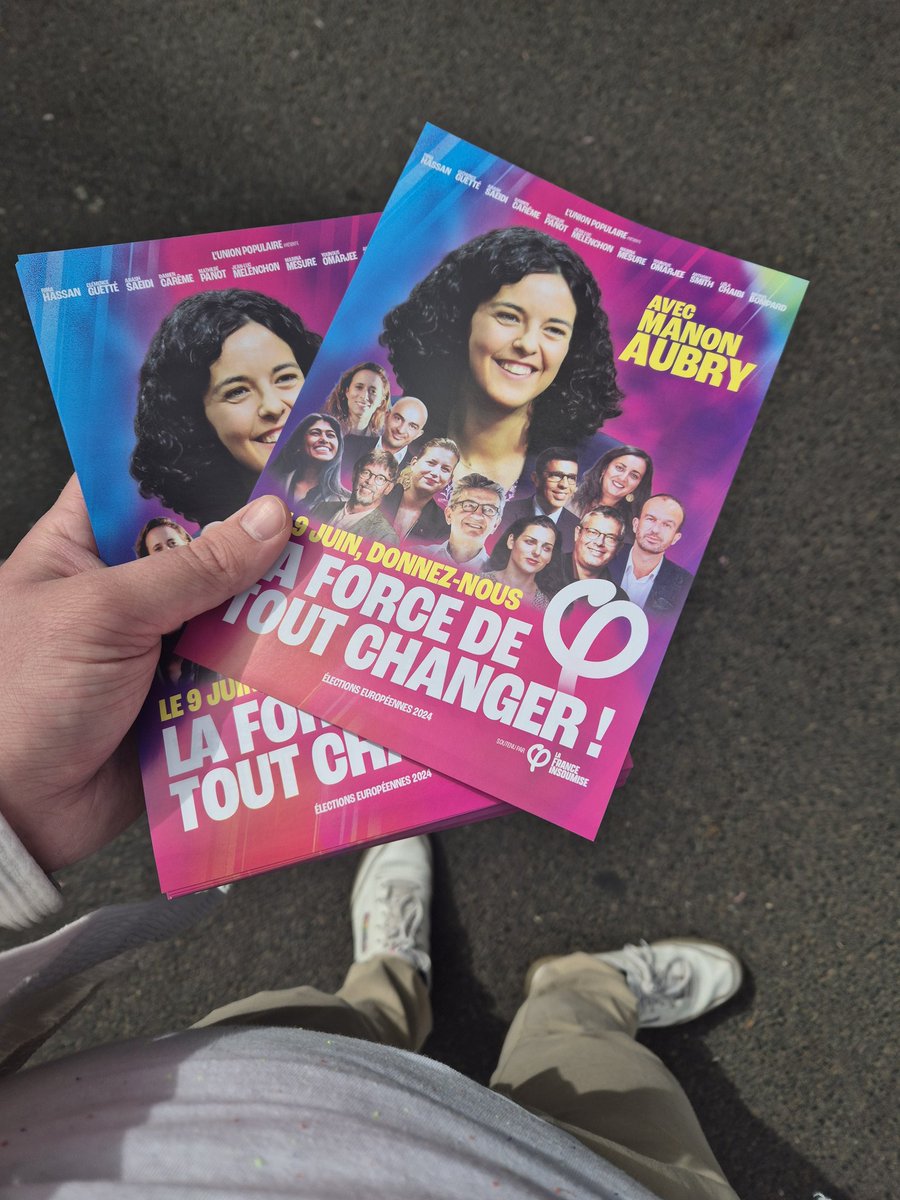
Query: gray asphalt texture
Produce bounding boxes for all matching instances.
[0,3,896,1197]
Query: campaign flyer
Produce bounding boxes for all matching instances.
[17,216,507,896]
[181,125,807,839]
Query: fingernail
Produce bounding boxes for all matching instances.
[240,495,288,542]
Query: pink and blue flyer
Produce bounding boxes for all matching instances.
[17,216,506,896]
[180,126,807,840]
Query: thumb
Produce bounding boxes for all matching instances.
[107,495,292,636]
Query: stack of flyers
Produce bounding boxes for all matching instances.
[181,124,807,839]
[19,123,801,890]
[17,215,531,898]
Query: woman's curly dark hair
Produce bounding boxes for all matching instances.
[323,361,392,435]
[485,513,562,595]
[379,227,623,453]
[130,289,321,525]
[572,444,654,521]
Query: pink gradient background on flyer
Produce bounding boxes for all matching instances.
[19,212,513,896]
[179,126,805,840]
[139,675,506,893]
[183,571,638,838]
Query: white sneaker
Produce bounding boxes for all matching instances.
[350,837,432,986]
[596,939,742,1027]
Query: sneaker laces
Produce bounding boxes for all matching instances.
[617,940,692,1022]
[373,879,427,968]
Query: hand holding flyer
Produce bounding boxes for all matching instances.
[180,125,807,837]
[17,215,506,896]
[0,476,291,874]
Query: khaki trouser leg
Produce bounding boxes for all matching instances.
[490,953,740,1200]
[192,955,432,1052]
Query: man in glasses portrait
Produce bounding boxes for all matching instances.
[313,449,400,546]
[426,473,505,572]
[545,505,630,599]
[493,446,580,555]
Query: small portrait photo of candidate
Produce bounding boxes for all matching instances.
[425,473,505,573]
[342,395,429,487]
[273,411,349,514]
[608,494,694,618]
[381,396,427,460]
[380,437,460,545]
[324,361,392,438]
[572,445,654,543]
[543,505,629,601]
[572,507,625,580]
[312,449,400,547]
[482,515,560,611]
[134,516,193,558]
[494,445,579,555]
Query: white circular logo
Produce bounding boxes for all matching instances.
[543,581,649,691]
[526,744,552,772]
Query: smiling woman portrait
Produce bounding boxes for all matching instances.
[380,436,460,543]
[271,410,349,513]
[130,289,321,526]
[323,361,392,437]
[572,444,654,535]
[380,226,623,496]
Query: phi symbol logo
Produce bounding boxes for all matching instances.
[526,744,552,773]
[542,580,649,692]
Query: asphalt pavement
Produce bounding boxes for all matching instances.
[0,4,896,1197]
